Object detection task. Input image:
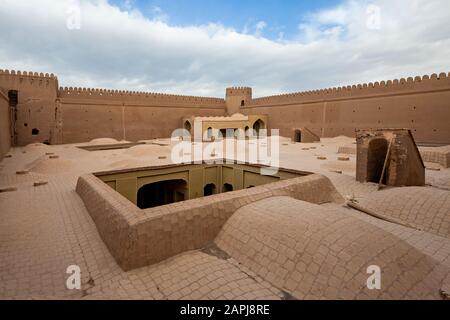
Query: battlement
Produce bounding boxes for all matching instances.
[250,72,450,106]
[0,69,57,79]
[226,87,252,96]
[58,86,226,106]
[0,69,59,95]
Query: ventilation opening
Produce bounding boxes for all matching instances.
[8,90,18,108]
[222,183,233,192]
[366,138,388,183]
[31,128,40,136]
[204,183,217,196]
[137,179,187,209]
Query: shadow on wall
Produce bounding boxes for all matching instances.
[137,179,187,209]
[0,90,11,159]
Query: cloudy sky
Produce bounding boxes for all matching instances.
[1,0,449,97]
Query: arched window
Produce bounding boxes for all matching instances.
[241,100,245,107]
[204,183,217,196]
[222,183,233,192]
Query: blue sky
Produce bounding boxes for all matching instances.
[1,0,450,97]
[110,0,341,40]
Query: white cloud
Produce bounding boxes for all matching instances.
[0,0,449,97]
[255,20,267,37]
[150,5,168,23]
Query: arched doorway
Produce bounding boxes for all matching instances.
[366,138,388,183]
[253,119,265,136]
[204,183,217,196]
[294,129,301,142]
[137,179,187,209]
[222,183,233,192]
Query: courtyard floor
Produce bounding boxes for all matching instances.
[0,136,449,299]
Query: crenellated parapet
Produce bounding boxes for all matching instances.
[226,86,252,96]
[249,72,450,106]
[58,86,226,107]
[0,69,57,79]
[0,69,59,94]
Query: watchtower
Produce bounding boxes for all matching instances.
[225,87,252,115]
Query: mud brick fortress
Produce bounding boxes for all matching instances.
[1,69,450,159]
[1,68,450,300]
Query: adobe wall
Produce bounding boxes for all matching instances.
[56,87,227,144]
[1,69,449,146]
[0,70,58,146]
[243,73,450,145]
[0,69,227,145]
[0,89,10,159]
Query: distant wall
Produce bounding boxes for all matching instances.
[56,87,227,144]
[1,69,449,146]
[0,89,10,159]
[243,73,450,145]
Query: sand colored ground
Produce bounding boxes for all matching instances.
[124,144,171,157]
[86,138,129,145]
[30,158,75,174]
[0,136,450,299]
